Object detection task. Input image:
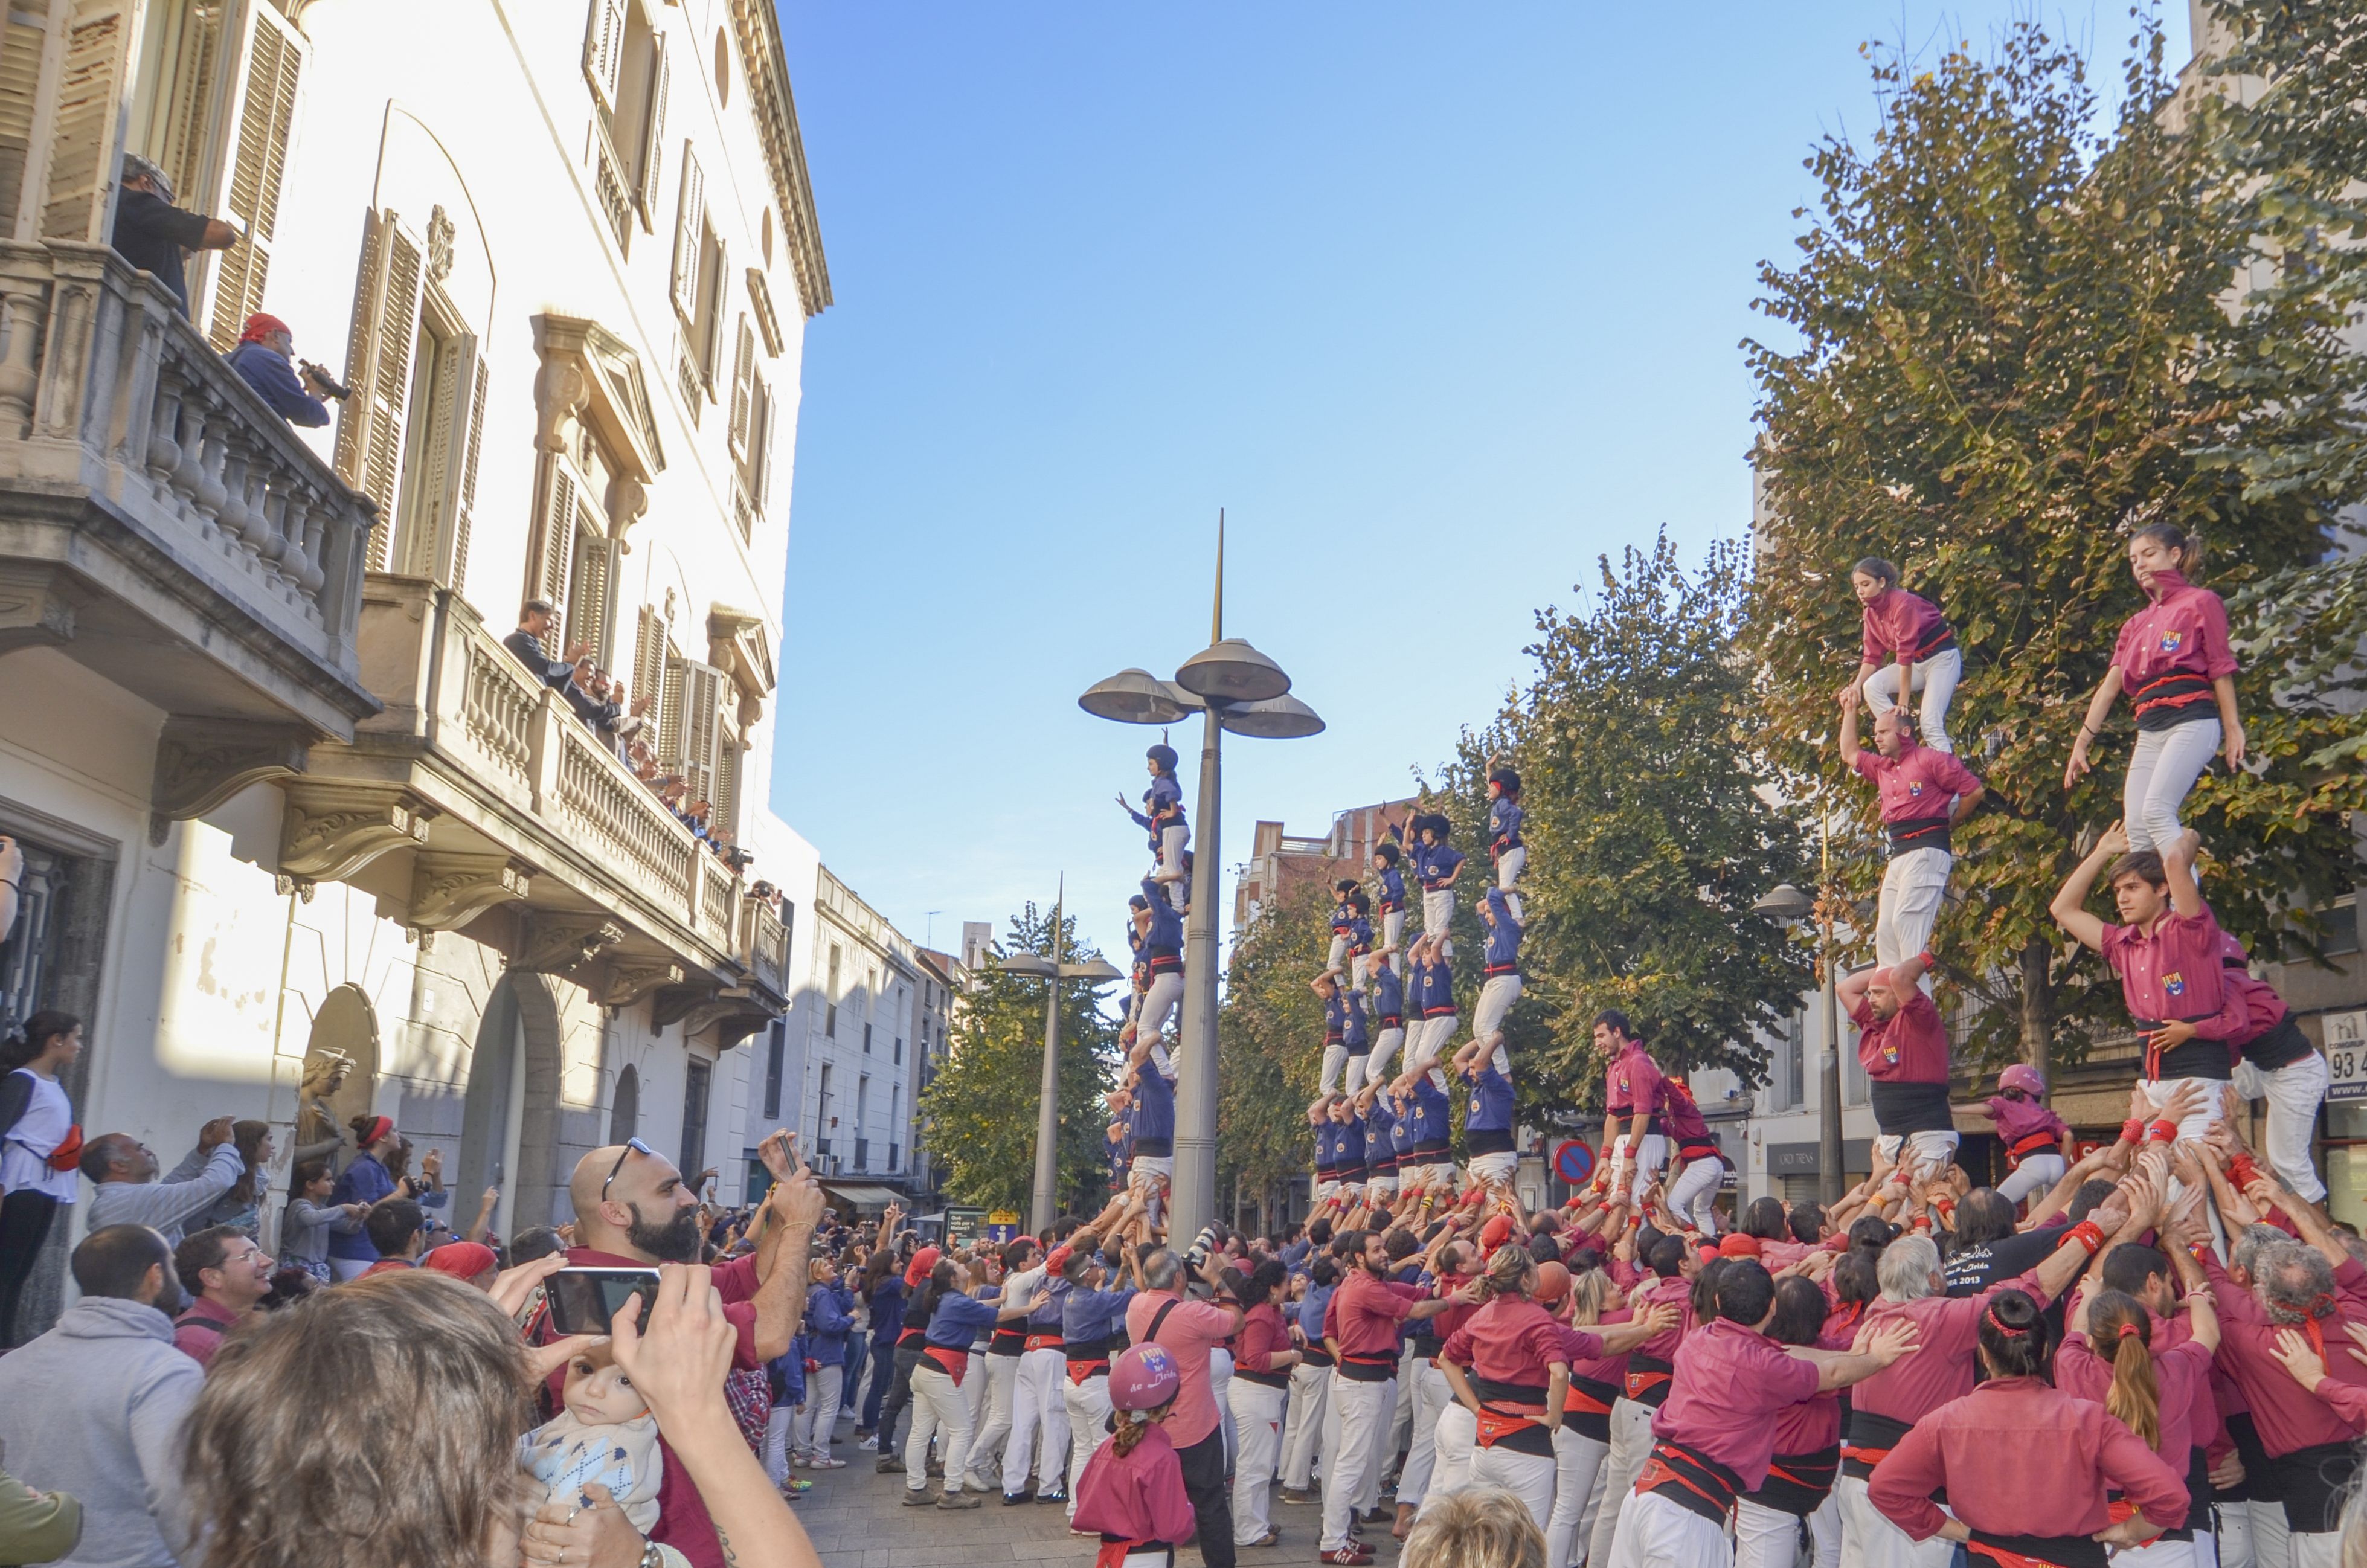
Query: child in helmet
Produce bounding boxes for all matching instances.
[1485,762,1524,922]
[1117,744,1189,910]
[1967,1064,2070,1209]
[1073,1343,1199,1568]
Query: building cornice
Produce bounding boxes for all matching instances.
[728,0,832,317]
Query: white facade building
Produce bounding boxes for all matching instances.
[0,0,825,1332]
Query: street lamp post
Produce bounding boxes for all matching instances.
[1756,813,1843,1206]
[1077,518,1322,1243]
[997,904,1123,1236]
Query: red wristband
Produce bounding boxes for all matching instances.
[2228,1153,2263,1190]
[2066,1221,2106,1256]
[2145,1120,2179,1145]
[1933,1198,1955,1218]
[1911,1214,1932,1231]
[2188,1241,2212,1267]
[2121,1119,2145,1145]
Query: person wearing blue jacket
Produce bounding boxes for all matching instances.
[1131,879,1186,1064]
[1054,1239,1144,1516]
[903,1258,1035,1508]
[1357,1084,1399,1209]
[1117,744,1188,909]
[1471,886,1524,1066]
[1366,957,1408,1086]
[794,1253,858,1468]
[1486,763,1526,922]
[858,1264,907,1441]
[1371,829,1410,975]
[1309,1099,1343,1211]
[1408,812,1466,958]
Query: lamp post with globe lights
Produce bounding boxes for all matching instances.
[995,890,1125,1235]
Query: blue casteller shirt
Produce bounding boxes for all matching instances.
[923,1290,1001,1349]
[1343,992,1369,1053]
[1131,1063,1175,1151]
[1407,1072,1453,1155]
[1411,957,1456,1020]
[327,1152,396,1261]
[226,341,332,427]
[1375,863,1407,913]
[1464,1061,1516,1155]
[1313,1118,1341,1178]
[1412,841,1465,891]
[1482,888,1523,976]
[1489,797,1524,857]
[1141,878,1184,965]
[1364,1100,1398,1172]
[1297,1282,1335,1343]
[1062,1283,1137,1348]
[1389,1099,1416,1161]
[1370,964,1405,1026]
[1323,989,1346,1046]
[1335,1116,1367,1177]
[1329,899,1357,936]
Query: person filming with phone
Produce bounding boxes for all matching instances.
[533,1129,822,1568]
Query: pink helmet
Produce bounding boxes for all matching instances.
[1110,1343,1181,1412]
[1999,1064,2046,1097]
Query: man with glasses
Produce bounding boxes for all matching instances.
[168,1225,272,1368]
[536,1130,823,1568]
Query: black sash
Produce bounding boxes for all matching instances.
[2132,671,2214,731]
[1868,1078,1954,1136]
[2241,1011,2313,1071]
[2130,1023,2234,1083]
[2273,1439,2360,1534]
[1746,1443,1840,1517]
[1967,1530,2107,1568]
[1886,816,1953,856]
[1842,1408,1913,1481]
[1466,1126,1515,1155]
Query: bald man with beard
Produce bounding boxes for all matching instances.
[522,1129,822,1568]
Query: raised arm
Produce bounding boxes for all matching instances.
[2049,824,2128,953]
[1837,695,1864,770]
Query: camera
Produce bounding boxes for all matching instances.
[298,359,353,400]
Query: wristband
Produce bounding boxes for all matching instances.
[1911,1214,1932,1231]
[1933,1197,1955,1218]
[2065,1221,2107,1256]
[2186,1244,2212,1268]
[2228,1153,2263,1190]
[2120,1119,2146,1146]
[2145,1120,2179,1145]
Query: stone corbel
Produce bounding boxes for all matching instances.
[594,959,685,1009]
[606,472,648,553]
[152,718,315,847]
[651,981,720,1031]
[510,914,626,975]
[409,852,532,933]
[532,355,590,456]
[655,982,776,1049]
[0,565,77,657]
[275,782,434,886]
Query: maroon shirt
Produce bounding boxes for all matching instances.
[1440,1297,1579,1405]
[2203,1253,2367,1457]
[1859,587,1954,666]
[1649,1317,1821,1491]
[2056,1331,2213,1470]
[1631,1274,1694,1364]
[1850,742,1982,825]
[1851,1269,2052,1428]
[1324,1268,1428,1361]
[171,1296,243,1368]
[1235,1301,1291,1375]
[2215,929,2292,1043]
[2101,907,2246,1041]
[1868,1377,2188,1541]
[1851,990,1951,1086]
[1606,1043,1664,1122]
[2110,570,2237,693]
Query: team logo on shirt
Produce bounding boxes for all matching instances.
[2160,631,2183,653]
[1907,782,1925,797]
[1882,1040,1900,1067]
[2164,971,2186,997]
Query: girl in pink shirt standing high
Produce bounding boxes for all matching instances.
[1840,557,1963,754]
[2064,524,2245,853]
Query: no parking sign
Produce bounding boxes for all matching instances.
[1553,1140,1595,1185]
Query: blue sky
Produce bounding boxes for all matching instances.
[766,3,2189,969]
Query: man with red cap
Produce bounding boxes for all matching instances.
[225,313,336,427]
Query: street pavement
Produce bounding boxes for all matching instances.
[782,1431,1354,1568]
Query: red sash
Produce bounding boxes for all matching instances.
[2006,1129,2058,1168]
[922,1346,969,1384]
[1473,1407,1542,1449]
[1024,1332,1064,1353]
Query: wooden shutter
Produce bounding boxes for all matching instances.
[582,0,625,111]
[451,356,489,593]
[632,605,667,735]
[754,374,777,509]
[332,211,385,486]
[40,0,135,242]
[711,736,740,841]
[678,659,724,806]
[700,236,725,382]
[659,651,685,768]
[536,464,577,657]
[152,0,228,217]
[634,40,667,228]
[335,210,425,565]
[566,526,612,665]
[0,11,47,227]
[669,143,702,321]
[727,316,753,455]
[204,2,305,352]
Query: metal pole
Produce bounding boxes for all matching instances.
[1817,812,1843,1206]
[1171,703,1222,1245]
[1030,893,1065,1235]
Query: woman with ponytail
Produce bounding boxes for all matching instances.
[1541,1266,1677,1568]
[1868,1289,2192,1567]
[2056,1284,2218,1565]
[1438,1243,1571,1533]
[2064,522,2244,853]
[1073,1343,1196,1568]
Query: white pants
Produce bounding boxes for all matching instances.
[2119,1536,2201,1568]
[1211,1347,1236,1471]
[1063,1373,1111,1508]
[2243,1050,2331,1203]
[1158,823,1189,905]
[1474,974,1523,1047]
[2124,716,2221,853]
[1138,971,1184,1048]
[1875,847,1950,980]
[1381,910,1405,969]
[1005,1346,1070,1494]
[2216,1500,2252,1568]
[1667,1154,1723,1236]
[1735,1492,1842,1568]
[1546,1425,1610,1568]
[1282,1362,1329,1489]
[1471,1444,1558,1535]
[1996,1152,2066,1207]
[1468,1149,1520,1188]
[1863,647,1962,754]
[763,1406,795,1483]
[1421,1403,1476,1515]
[1607,1136,1669,1204]
[1497,846,1526,922]
[905,1364,975,1492]
[1395,1360,1452,1508]
[2292,1529,2338,1568]
[1413,1014,1459,1076]
[1322,1375,1392,1550]
[1611,1486,1733,1568]
[1588,1398,1657,1568]
[1229,1378,1286,1543]
[795,1363,844,1458]
[1836,1473,1950,1568]
[2246,1496,2288,1568]
[1872,1130,1959,1183]
[1327,933,1351,972]
[1319,1044,1348,1096]
[1369,1025,1407,1085]
[1422,888,1454,956]
[966,1352,1020,1488]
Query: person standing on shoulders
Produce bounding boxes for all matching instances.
[1839,698,1982,983]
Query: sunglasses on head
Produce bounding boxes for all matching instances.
[601,1137,657,1202]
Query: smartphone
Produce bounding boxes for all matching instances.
[545,1267,660,1337]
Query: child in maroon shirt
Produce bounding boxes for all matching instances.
[1074,1344,1198,1568]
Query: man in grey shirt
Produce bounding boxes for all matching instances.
[79,1118,242,1247]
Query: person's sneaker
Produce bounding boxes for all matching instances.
[875,1456,905,1474]
[807,1456,846,1470]
[964,1476,999,1495]
[1245,1529,1282,1548]
[1280,1489,1312,1506]
[902,1488,937,1507]
[852,1427,873,1441]
[1361,1505,1393,1525]
[1318,1548,1373,1566]
[1002,1492,1031,1506]
[779,1477,814,1496]
[1035,1490,1067,1505]
[937,1492,983,1511]
[856,1436,877,1451]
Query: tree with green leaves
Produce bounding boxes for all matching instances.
[914,904,1122,1214]
[1745,19,2361,1070]
[1216,882,1332,1229]
[1421,532,1813,1114]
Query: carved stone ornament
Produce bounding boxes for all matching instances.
[276,782,435,885]
[0,566,77,657]
[650,982,719,1031]
[510,914,625,975]
[409,852,532,933]
[152,718,314,846]
[426,205,457,284]
[654,982,777,1047]
[594,960,684,1009]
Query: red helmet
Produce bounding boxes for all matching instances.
[1998,1064,2046,1098]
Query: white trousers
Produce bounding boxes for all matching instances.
[1872,1130,1959,1183]
[2292,1529,2339,1568]
[1413,1014,1460,1076]
[1229,1378,1286,1543]
[1497,846,1526,923]
[1606,1134,1669,1203]
[1211,1347,1236,1470]
[1281,1361,1329,1489]
[2243,1050,2331,1203]
[1474,974,1523,1047]
[1158,823,1189,905]
[1369,1026,1407,1085]
[1322,1375,1392,1550]
[1588,1398,1657,1568]
[2247,1496,2289,1568]
[1327,933,1351,972]
[795,1363,844,1457]
[1421,1403,1476,1515]
[1546,1425,1610,1568]
[1395,1360,1451,1508]
[1471,1444,1558,1535]
[1381,910,1405,970]
[905,1364,975,1492]
[1005,1346,1070,1494]
[1422,888,1454,956]
[1138,972,1184,1049]
[1863,647,1962,754]
[2124,716,2221,853]
[2119,1536,2201,1568]
[1874,847,1951,978]
[1063,1373,1111,1508]
[966,1352,1020,1488]
[2215,1500,2252,1568]
[1611,1486,1733,1568]
[1736,1492,1842,1568]
[1996,1152,2066,1207]
[1667,1154,1723,1236]
[1836,1473,1950,1568]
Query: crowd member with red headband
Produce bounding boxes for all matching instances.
[1607,1258,1915,1568]
[325,1114,406,1280]
[1868,1289,2189,1568]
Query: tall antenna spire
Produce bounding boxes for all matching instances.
[1212,508,1225,644]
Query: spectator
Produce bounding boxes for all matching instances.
[503,601,590,693]
[419,1240,499,1290]
[326,1115,402,1279]
[169,1225,272,1368]
[1126,1244,1247,1568]
[1,1009,85,1348]
[1401,1485,1547,1568]
[223,314,334,427]
[280,1156,363,1284]
[512,1225,568,1265]
[0,1464,81,1564]
[0,1225,204,1568]
[109,155,234,316]
[358,1199,426,1274]
[191,1119,273,1236]
[80,1118,242,1247]
[794,1253,855,1468]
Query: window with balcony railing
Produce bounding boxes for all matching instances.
[582,0,669,254]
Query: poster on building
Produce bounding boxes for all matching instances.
[944,1207,987,1249]
[2325,1011,2367,1101]
[986,1209,1023,1243]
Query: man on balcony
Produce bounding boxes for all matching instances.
[111,155,236,316]
[225,314,334,427]
[504,602,591,691]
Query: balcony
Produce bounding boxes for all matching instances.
[286,577,780,1039]
[0,242,379,819]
